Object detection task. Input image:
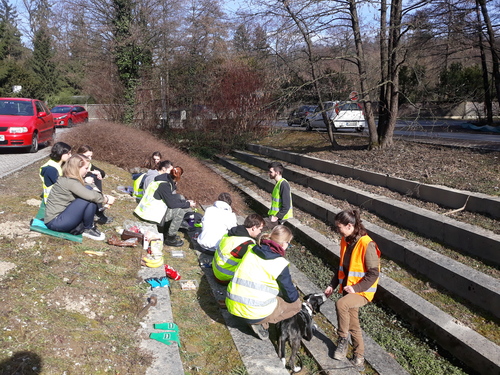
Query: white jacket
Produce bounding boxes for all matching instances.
[197,200,237,251]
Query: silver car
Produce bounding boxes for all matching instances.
[305,101,366,132]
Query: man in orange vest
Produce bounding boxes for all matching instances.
[324,209,381,370]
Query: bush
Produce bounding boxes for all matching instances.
[59,121,248,214]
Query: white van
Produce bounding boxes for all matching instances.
[305,101,366,132]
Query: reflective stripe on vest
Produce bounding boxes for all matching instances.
[132,174,145,198]
[226,249,289,320]
[338,235,381,301]
[212,235,254,282]
[39,159,62,203]
[133,181,170,224]
[267,178,293,219]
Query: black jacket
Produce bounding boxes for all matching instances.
[153,173,190,209]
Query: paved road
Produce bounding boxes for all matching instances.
[0,128,70,179]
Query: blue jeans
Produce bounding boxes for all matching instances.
[46,198,97,233]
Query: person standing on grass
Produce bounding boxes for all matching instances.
[226,225,301,340]
[44,154,115,241]
[39,142,72,203]
[324,209,381,369]
[265,161,293,229]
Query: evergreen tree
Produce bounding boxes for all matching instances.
[233,24,252,54]
[30,28,57,99]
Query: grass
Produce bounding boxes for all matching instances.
[0,154,244,374]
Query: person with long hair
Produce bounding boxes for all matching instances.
[77,145,112,224]
[44,154,116,240]
[132,151,162,201]
[134,160,196,247]
[39,142,72,203]
[197,192,238,253]
[325,209,381,369]
[226,225,301,340]
[143,151,162,170]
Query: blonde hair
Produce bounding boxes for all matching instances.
[259,225,293,246]
[62,154,89,184]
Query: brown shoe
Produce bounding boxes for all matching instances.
[350,354,365,369]
[333,336,349,360]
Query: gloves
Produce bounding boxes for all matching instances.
[157,276,170,287]
[145,277,161,288]
[145,276,170,288]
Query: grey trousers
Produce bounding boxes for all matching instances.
[163,207,189,236]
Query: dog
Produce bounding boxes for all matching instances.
[276,293,327,373]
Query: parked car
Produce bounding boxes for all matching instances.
[305,101,366,132]
[51,105,88,127]
[287,105,318,126]
[0,98,55,153]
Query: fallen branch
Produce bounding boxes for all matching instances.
[443,196,470,216]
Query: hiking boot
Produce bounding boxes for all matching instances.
[333,336,349,360]
[249,324,269,340]
[350,354,365,369]
[164,235,184,247]
[83,227,105,241]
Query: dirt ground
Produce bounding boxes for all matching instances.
[258,130,500,196]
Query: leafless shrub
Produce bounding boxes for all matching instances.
[59,121,248,213]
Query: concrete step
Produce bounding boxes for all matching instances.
[229,150,500,267]
[207,161,500,375]
[246,143,500,220]
[215,156,500,319]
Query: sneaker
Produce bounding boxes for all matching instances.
[334,336,349,360]
[83,227,105,241]
[164,235,184,247]
[350,355,365,369]
[96,214,114,225]
[249,324,269,340]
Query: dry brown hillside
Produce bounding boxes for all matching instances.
[59,121,247,214]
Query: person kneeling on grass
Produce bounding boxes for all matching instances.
[44,154,116,241]
[225,225,301,340]
[134,160,196,247]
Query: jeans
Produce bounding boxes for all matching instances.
[46,198,97,233]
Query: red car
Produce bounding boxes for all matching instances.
[51,105,89,127]
[0,98,55,153]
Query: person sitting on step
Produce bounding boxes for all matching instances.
[134,160,196,247]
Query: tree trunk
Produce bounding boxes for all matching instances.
[477,0,500,107]
[476,0,493,124]
[282,0,340,149]
[379,0,403,148]
[377,0,388,147]
[348,0,376,149]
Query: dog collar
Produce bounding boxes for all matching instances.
[302,302,313,316]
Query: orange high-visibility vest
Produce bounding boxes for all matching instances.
[338,235,380,302]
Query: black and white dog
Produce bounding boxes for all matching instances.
[276,293,327,373]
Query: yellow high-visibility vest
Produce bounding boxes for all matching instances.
[226,248,289,320]
[212,234,255,282]
[134,181,171,224]
[39,159,62,203]
[132,173,145,199]
[268,178,293,219]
